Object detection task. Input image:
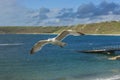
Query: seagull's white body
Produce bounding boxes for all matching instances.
[30,30,84,54]
[49,38,66,46]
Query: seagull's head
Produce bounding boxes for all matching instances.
[47,38,56,41]
[67,30,73,32]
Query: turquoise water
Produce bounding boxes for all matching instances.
[0,34,120,80]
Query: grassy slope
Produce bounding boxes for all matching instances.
[0,27,64,34]
[74,21,120,34]
[0,21,120,34]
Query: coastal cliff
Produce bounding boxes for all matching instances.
[0,21,120,34]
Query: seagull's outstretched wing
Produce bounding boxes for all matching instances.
[30,40,48,54]
[55,30,69,41]
[55,30,85,41]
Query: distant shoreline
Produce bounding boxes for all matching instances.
[88,34,120,36]
[1,33,120,36]
[0,21,120,36]
[0,33,58,35]
[1,21,120,34]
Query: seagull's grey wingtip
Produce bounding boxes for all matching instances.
[77,32,85,35]
[30,48,34,55]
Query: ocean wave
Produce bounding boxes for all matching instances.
[96,75,120,80]
[0,43,24,46]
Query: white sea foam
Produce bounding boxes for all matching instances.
[0,43,24,46]
[95,75,120,80]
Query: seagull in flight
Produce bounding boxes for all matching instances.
[108,55,120,60]
[30,30,85,54]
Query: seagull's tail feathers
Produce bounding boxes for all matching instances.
[60,42,67,48]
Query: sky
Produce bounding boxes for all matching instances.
[21,0,119,9]
[1,0,120,26]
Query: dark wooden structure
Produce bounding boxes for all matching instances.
[77,48,120,55]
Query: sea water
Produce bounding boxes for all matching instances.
[0,34,120,80]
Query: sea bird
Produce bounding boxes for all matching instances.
[108,55,120,60]
[30,30,85,54]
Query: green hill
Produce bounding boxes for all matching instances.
[74,21,120,34]
[0,21,120,34]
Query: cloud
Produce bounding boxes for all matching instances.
[76,1,120,18]
[0,0,31,26]
[0,0,120,26]
[76,2,96,18]
[94,1,119,15]
[56,8,75,18]
[0,0,52,26]
[55,1,120,25]
[28,8,50,25]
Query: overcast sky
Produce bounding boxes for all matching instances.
[1,0,120,26]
